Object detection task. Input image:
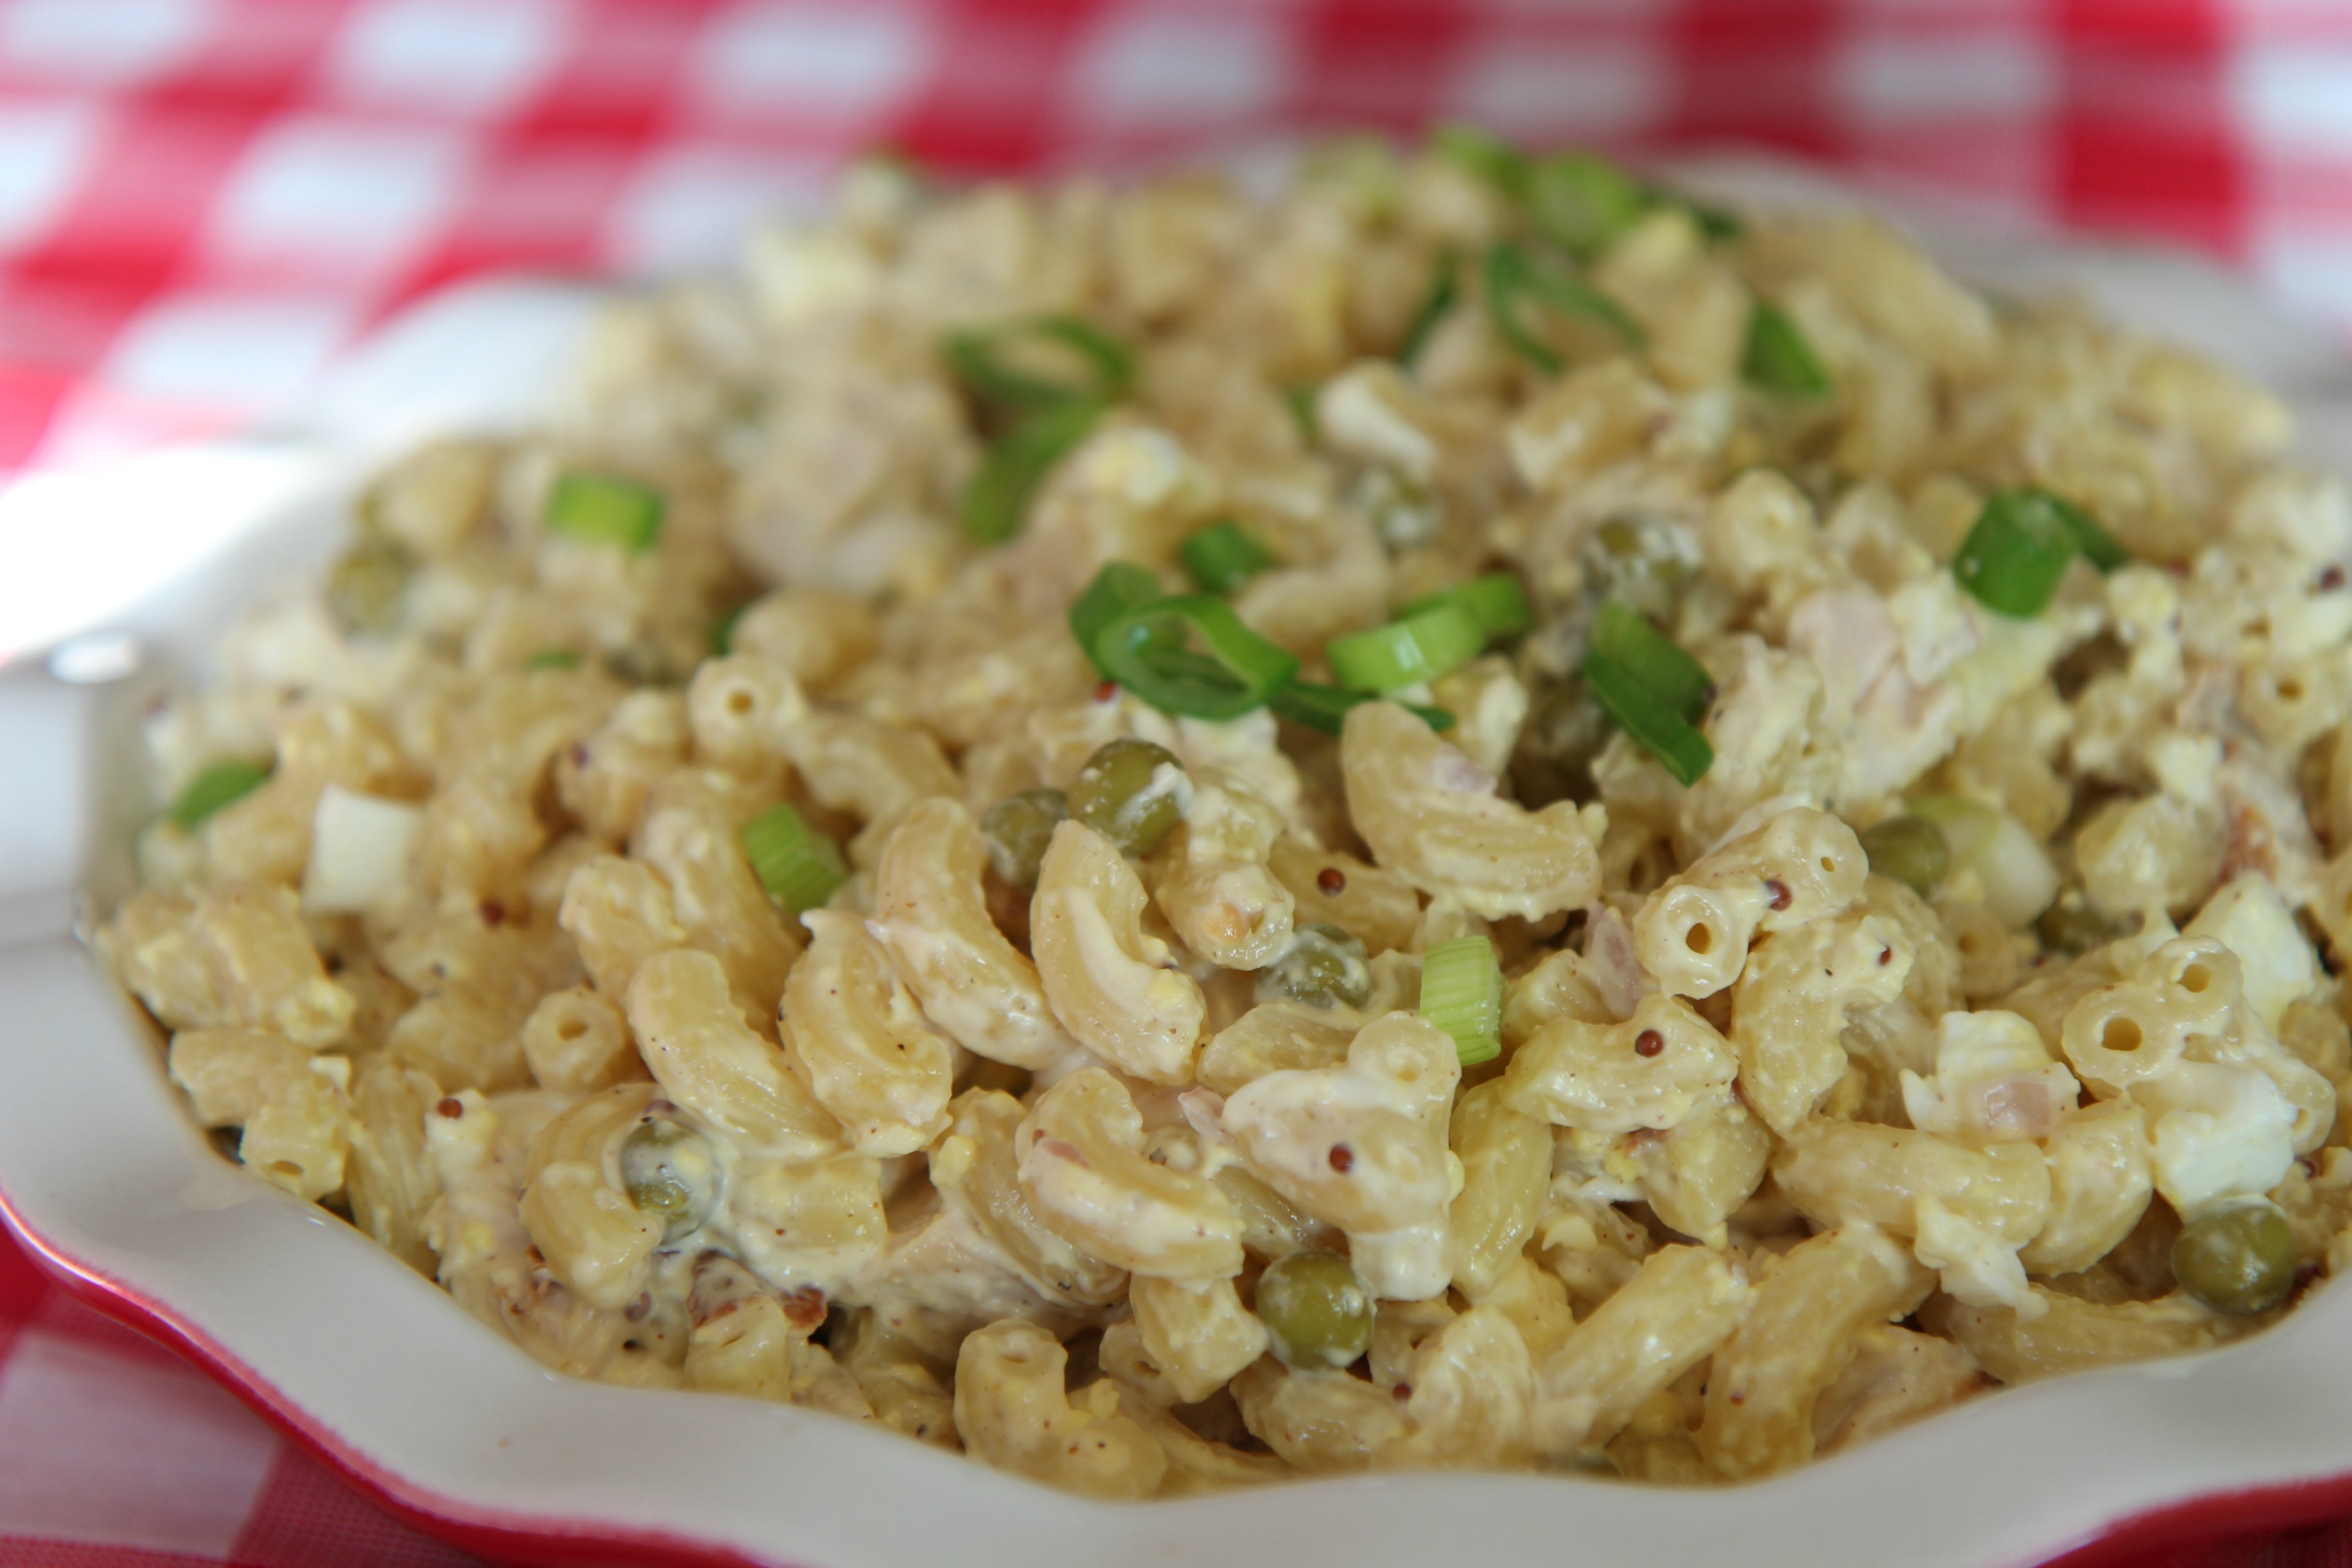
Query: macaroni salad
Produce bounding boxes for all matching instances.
[99,136,2352,1494]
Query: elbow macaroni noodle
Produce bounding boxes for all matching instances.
[102,145,2352,1496]
[1030,820,1208,1084]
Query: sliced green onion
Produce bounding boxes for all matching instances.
[1421,935,1503,1065]
[1905,795,2002,864]
[739,802,848,916]
[1327,603,1486,693]
[1069,561,1166,674]
[710,601,751,656]
[1581,601,1715,783]
[1093,595,1301,720]
[1400,572,1533,641]
[1397,252,1460,369]
[1588,600,1711,722]
[1483,242,1644,374]
[945,316,1134,413]
[2032,488,2127,572]
[1180,520,1276,595]
[1582,651,1715,786]
[1432,127,1732,254]
[1269,681,1456,734]
[1527,152,1650,259]
[1908,794,2057,928]
[545,471,665,553]
[522,649,581,670]
[169,759,271,831]
[1282,384,1319,443]
[1430,123,1528,198]
[1742,301,1834,397]
[1953,490,2083,617]
[962,399,1102,545]
[1679,195,1745,242]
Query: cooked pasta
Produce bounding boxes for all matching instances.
[100,132,2352,1496]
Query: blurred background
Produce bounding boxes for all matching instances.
[4,1,2352,1566]
[1,0,2350,485]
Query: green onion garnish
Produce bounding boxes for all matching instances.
[962,399,1102,546]
[1527,152,1651,259]
[1397,251,1460,369]
[545,472,665,553]
[710,601,751,656]
[1581,600,1715,785]
[739,802,848,916]
[1269,681,1456,734]
[1430,123,1529,198]
[169,759,271,831]
[1742,302,1833,397]
[1327,603,1486,693]
[1582,652,1715,787]
[1482,242,1644,374]
[1180,520,1276,595]
[947,315,1136,547]
[1399,571,1533,641]
[945,316,1135,414]
[2036,488,2127,572]
[1421,934,1503,1065]
[1282,384,1319,443]
[1069,561,1166,676]
[1953,488,2112,617]
[522,649,580,670]
[1588,600,1712,722]
[1092,595,1300,721]
[1428,125,1733,254]
[1682,197,1743,242]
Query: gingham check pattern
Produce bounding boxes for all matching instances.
[5,1,2352,1563]
[4,0,2352,480]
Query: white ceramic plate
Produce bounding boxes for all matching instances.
[4,163,2352,1568]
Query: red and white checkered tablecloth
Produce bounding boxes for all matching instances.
[6,1,2352,1564]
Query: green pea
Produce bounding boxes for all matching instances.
[1255,923,1372,1011]
[1510,673,1611,807]
[1255,1249,1374,1369]
[2036,890,2127,956]
[620,1114,720,1243]
[2173,1203,2297,1316]
[1584,515,1688,617]
[1592,518,1643,559]
[1067,737,1189,856]
[980,788,1068,890]
[1859,815,1950,898]
[325,535,415,637]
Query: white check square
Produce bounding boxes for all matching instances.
[101,290,357,405]
[1837,27,2056,125]
[603,143,830,275]
[0,98,101,254]
[0,1327,279,1556]
[2231,45,2352,159]
[318,0,571,120]
[1065,7,1297,130]
[0,0,213,86]
[203,116,467,276]
[1443,34,1668,140]
[684,1,932,124]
